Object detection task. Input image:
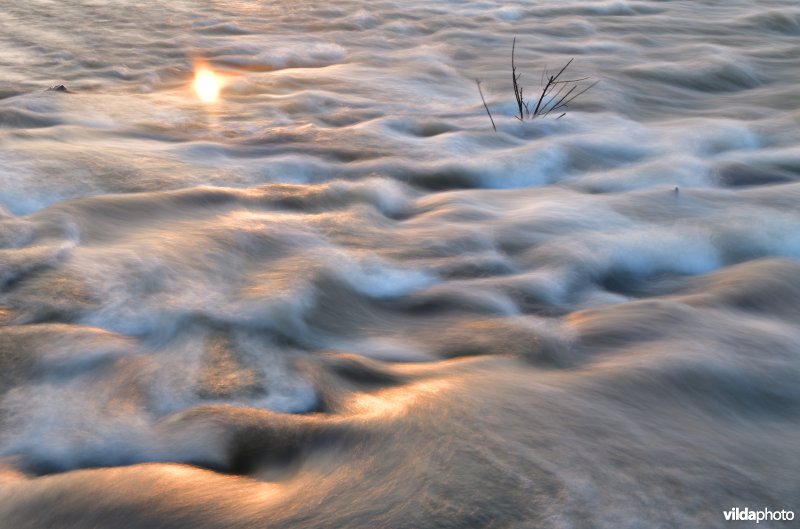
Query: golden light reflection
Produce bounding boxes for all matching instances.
[112,463,284,514]
[348,379,451,419]
[193,63,223,103]
[0,463,25,484]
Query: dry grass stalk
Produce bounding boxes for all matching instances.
[479,38,597,130]
[475,78,496,132]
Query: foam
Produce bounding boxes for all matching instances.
[1,0,799,524]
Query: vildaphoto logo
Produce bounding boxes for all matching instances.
[723,507,794,523]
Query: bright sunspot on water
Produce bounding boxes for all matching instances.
[193,64,222,103]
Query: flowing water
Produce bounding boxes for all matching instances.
[1,0,800,527]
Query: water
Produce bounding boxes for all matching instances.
[1,1,800,527]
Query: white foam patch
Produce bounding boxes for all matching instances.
[325,177,418,217]
[351,10,380,29]
[495,7,523,21]
[599,227,720,277]
[0,1,799,519]
[334,253,437,299]
[215,41,347,69]
[578,155,713,192]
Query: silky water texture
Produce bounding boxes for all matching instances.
[1,1,799,528]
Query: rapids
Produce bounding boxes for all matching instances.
[1,1,799,527]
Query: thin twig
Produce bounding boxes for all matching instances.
[547,80,599,115]
[475,78,496,132]
[551,77,590,84]
[532,58,576,117]
[477,39,596,128]
[542,85,578,117]
[545,82,570,112]
[511,38,525,121]
[551,58,575,83]
[531,77,551,117]
[560,80,599,107]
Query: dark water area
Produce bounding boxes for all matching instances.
[1,1,800,527]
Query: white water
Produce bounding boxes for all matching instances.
[1,1,800,527]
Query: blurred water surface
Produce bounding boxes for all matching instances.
[1,1,799,527]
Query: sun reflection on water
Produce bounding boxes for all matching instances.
[193,63,223,103]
